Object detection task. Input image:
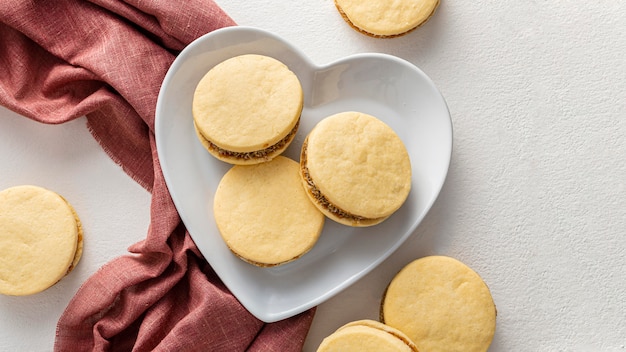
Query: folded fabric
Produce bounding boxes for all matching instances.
[0,1,315,351]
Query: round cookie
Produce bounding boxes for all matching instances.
[317,319,418,352]
[213,156,324,267]
[381,256,497,352]
[300,111,411,227]
[335,0,439,38]
[193,54,303,165]
[0,185,83,296]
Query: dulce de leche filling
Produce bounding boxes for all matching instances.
[199,119,299,161]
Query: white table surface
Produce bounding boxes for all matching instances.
[2,1,625,351]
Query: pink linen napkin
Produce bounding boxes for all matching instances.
[0,1,315,351]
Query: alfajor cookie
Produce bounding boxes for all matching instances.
[317,319,418,352]
[381,256,497,352]
[213,156,325,267]
[0,185,83,296]
[300,111,411,227]
[193,54,303,165]
[335,0,439,38]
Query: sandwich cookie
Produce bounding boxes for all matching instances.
[193,54,303,165]
[0,185,83,296]
[300,111,411,227]
[317,319,418,352]
[381,256,497,352]
[214,156,325,267]
[335,0,439,38]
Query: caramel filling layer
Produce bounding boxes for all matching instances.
[201,119,299,161]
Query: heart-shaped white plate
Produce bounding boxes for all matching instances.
[155,26,452,322]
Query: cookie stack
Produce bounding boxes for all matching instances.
[0,185,83,296]
[193,54,322,267]
[193,54,302,165]
[300,111,411,227]
[334,0,440,38]
[192,55,412,267]
[318,256,497,351]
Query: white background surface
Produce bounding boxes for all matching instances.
[1,1,625,351]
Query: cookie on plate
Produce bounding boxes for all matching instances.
[381,256,497,352]
[335,0,439,38]
[300,111,411,227]
[214,156,324,267]
[317,319,418,352]
[0,185,83,296]
[192,54,303,165]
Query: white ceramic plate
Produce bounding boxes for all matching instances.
[155,26,452,323]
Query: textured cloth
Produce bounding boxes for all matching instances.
[0,1,315,351]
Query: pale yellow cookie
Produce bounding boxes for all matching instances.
[300,111,411,227]
[214,156,324,267]
[381,256,497,352]
[335,0,439,38]
[0,185,83,296]
[317,319,418,352]
[193,54,303,165]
